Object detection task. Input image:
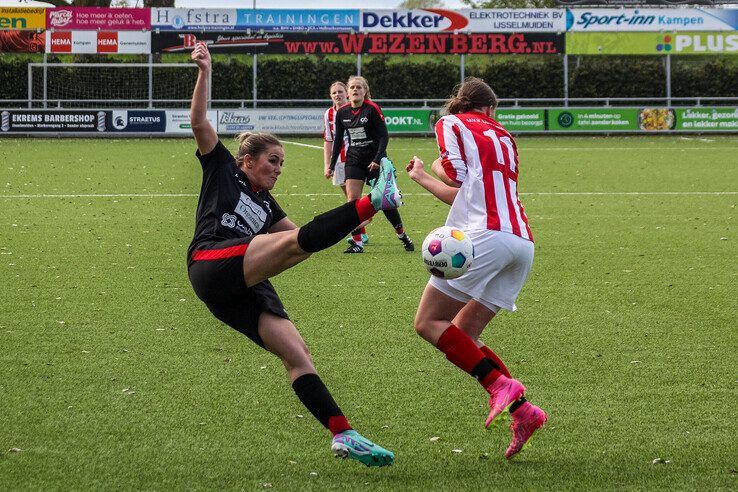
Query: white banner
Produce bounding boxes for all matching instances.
[216,109,325,134]
[566,8,738,31]
[152,8,238,31]
[166,110,217,134]
[45,30,150,54]
[361,9,566,32]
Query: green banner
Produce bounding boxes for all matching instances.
[384,109,435,133]
[674,107,738,130]
[566,32,738,55]
[495,109,546,132]
[549,109,639,131]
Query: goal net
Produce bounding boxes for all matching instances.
[29,63,203,108]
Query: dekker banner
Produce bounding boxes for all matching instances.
[567,31,738,54]
[0,7,45,30]
[152,31,563,54]
[361,9,565,32]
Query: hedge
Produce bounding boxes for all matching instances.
[1,54,736,105]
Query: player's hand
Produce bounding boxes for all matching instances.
[191,42,212,73]
[406,156,427,182]
[368,161,380,172]
[324,168,333,179]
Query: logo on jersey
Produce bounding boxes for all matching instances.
[234,192,267,234]
[221,213,237,229]
[348,127,367,140]
[360,116,369,123]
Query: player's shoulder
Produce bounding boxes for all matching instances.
[363,99,383,114]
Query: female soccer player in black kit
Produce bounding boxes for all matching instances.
[186,42,399,467]
[329,76,414,254]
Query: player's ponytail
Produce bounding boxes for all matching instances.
[235,132,282,164]
[443,77,498,115]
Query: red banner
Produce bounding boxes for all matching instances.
[0,30,44,53]
[152,31,564,55]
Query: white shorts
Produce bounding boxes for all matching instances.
[428,230,534,312]
[332,161,346,186]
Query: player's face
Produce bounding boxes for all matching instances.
[330,85,347,108]
[348,82,366,105]
[243,145,284,191]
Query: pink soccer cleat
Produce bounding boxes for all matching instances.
[484,375,525,428]
[505,402,547,460]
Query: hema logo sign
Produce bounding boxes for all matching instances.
[362,9,468,31]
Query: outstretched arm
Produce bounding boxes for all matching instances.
[190,42,217,156]
[406,156,459,206]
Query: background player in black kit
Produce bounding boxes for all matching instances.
[186,42,400,467]
[329,76,414,254]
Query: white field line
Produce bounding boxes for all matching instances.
[1,191,735,199]
[281,141,738,152]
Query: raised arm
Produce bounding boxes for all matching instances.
[190,42,217,156]
[406,156,459,206]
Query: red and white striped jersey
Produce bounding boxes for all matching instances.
[323,106,348,163]
[435,112,533,242]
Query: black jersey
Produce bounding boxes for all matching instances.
[187,140,286,262]
[330,100,388,170]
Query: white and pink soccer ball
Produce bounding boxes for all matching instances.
[421,226,474,279]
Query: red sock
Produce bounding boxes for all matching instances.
[480,345,512,378]
[360,227,366,235]
[327,415,352,436]
[436,325,501,389]
[354,196,376,223]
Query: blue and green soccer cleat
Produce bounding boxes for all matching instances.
[331,430,395,467]
[369,158,402,211]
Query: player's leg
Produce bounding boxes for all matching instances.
[368,158,413,251]
[243,160,402,285]
[258,312,394,467]
[344,174,368,252]
[415,283,525,426]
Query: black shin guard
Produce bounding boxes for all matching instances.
[297,201,360,253]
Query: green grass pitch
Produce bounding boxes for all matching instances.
[0,135,736,490]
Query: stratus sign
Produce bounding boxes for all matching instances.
[566,8,738,31]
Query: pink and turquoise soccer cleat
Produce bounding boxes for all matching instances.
[484,375,526,428]
[505,402,547,459]
[369,158,402,211]
[331,430,395,467]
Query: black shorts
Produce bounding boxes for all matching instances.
[345,161,380,183]
[187,237,289,347]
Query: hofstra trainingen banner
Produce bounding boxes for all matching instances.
[152,31,563,55]
[151,8,360,31]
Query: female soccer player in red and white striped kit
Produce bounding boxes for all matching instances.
[406,77,546,459]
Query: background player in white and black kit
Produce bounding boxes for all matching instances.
[322,81,368,245]
[329,76,414,254]
[186,42,401,467]
[406,78,547,460]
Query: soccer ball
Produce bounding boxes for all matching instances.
[421,226,474,280]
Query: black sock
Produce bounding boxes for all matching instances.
[292,374,351,435]
[510,397,528,414]
[297,201,361,253]
[382,209,403,233]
